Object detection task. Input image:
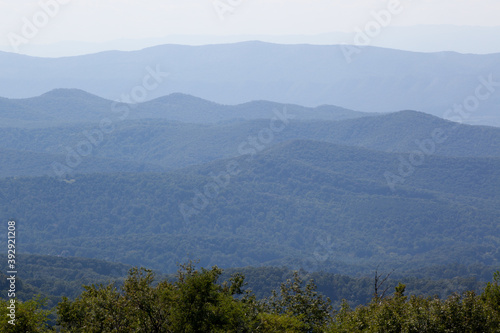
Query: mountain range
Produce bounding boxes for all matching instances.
[1,42,499,126]
[2,25,500,57]
[0,56,498,290]
[0,88,369,128]
[0,89,498,275]
[2,139,498,275]
[0,89,499,179]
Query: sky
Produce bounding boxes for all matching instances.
[0,0,499,56]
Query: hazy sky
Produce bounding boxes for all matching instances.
[0,0,499,56]
[1,0,499,43]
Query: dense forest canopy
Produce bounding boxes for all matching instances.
[1,262,499,332]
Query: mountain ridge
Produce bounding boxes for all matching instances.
[0,88,372,127]
[1,42,498,125]
[2,139,498,273]
[0,106,498,178]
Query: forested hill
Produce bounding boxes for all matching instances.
[0,108,498,178]
[0,89,368,128]
[189,139,500,199]
[1,140,498,274]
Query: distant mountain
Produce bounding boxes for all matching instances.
[2,140,498,274]
[139,93,368,123]
[0,42,499,126]
[0,107,498,178]
[0,89,369,128]
[0,89,114,127]
[2,26,500,57]
[291,110,500,157]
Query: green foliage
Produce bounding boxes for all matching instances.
[330,272,500,333]
[169,262,249,332]
[55,263,336,332]
[481,271,500,322]
[0,296,53,332]
[262,271,333,332]
[57,263,255,332]
[255,312,308,332]
[2,266,500,332]
[57,284,129,332]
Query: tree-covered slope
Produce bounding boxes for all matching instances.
[0,254,131,305]
[0,148,166,178]
[1,141,498,274]
[0,89,369,128]
[0,110,498,178]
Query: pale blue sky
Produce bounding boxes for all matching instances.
[1,0,499,55]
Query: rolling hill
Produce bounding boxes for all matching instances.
[0,89,370,128]
[0,103,498,178]
[1,140,498,274]
[1,42,499,125]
